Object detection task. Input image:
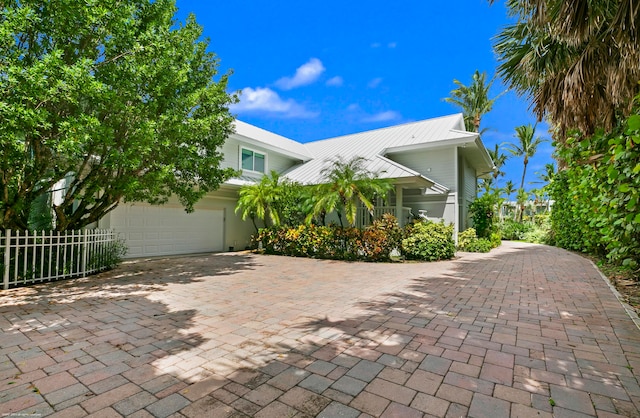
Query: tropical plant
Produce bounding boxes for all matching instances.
[503,180,516,201]
[549,106,640,269]
[492,0,640,138]
[0,0,236,231]
[469,193,498,238]
[236,171,286,232]
[402,221,456,261]
[253,214,402,262]
[514,188,530,222]
[444,70,503,133]
[504,124,545,191]
[310,156,393,227]
[488,144,508,180]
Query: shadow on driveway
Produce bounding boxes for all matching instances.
[1,243,639,417]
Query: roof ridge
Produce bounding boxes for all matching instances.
[307,113,464,144]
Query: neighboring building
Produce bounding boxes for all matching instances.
[99,113,494,258]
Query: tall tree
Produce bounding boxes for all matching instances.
[0,0,236,231]
[488,144,508,180]
[492,0,640,138]
[504,124,545,191]
[503,180,516,201]
[311,156,392,227]
[444,70,502,133]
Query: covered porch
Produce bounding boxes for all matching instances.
[355,179,450,229]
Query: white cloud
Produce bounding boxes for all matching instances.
[346,104,401,123]
[231,87,318,118]
[275,58,325,90]
[362,110,402,123]
[326,76,344,87]
[368,77,383,88]
[371,42,396,49]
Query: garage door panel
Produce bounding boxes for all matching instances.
[109,204,224,258]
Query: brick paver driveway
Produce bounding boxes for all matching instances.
[1,241,640,417]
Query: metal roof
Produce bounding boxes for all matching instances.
[282,114,473,189]
[228,114,494,191]
[233,120,313,161]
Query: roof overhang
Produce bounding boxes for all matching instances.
[232,120,313,162]
[377,156,449,195]
[459,136,495,179]
[382,131,479,155]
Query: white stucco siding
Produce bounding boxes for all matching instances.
[388,148,457,192]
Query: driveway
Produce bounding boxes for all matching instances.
[1,241,639,417]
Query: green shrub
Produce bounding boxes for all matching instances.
[490,232,502,248]
[469,194,498,238]
[457,228,477,251]
[457,227,500,253]
[499,220,535,240]
[464,238,493,253]
[522,228,548,244]
[549,108,640,268]
[252,215,402,262]
[402,220,455,261]
[88,237,128,270]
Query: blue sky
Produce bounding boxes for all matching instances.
[175,0,554,193]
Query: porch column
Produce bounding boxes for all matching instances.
[395,185,404,227]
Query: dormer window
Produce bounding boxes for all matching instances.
[241,147,266,173]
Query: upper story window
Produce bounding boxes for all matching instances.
[241,147,266,173]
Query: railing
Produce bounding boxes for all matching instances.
[1,229,122,290]
[356,206,413,228]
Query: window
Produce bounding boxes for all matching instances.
[241,148,266,173]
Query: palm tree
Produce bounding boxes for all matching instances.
[515,188,529,222]
[444,70,503,133]
[235,171,283,232]
[488,144,508,180]
[501,180,517,220]
[503,180,516,202]
[311,156,393,227]
[492,0,640,138]
[504,124,545,191]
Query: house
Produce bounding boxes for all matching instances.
[98,113,494,258]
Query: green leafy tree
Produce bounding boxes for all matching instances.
[504,124,545,191]
[444,70,502,133]
[492,0,640,138]
[0,0,236,231]
[311,156,393,227]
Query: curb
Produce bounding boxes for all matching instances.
[589,259,640,331]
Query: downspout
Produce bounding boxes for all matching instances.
[395,184,404,227]
[453,147,459,245]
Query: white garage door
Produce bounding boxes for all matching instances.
[108,204,225,258]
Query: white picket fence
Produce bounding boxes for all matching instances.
[1,229,121,290]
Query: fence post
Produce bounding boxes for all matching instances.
[3,229,11,290]
[82,229,89,276]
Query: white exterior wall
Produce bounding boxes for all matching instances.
[221,137,302,174]
[388,147,459,230]
[458,155,477,230]
[99,186,256,257]
[388,148,457,192]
